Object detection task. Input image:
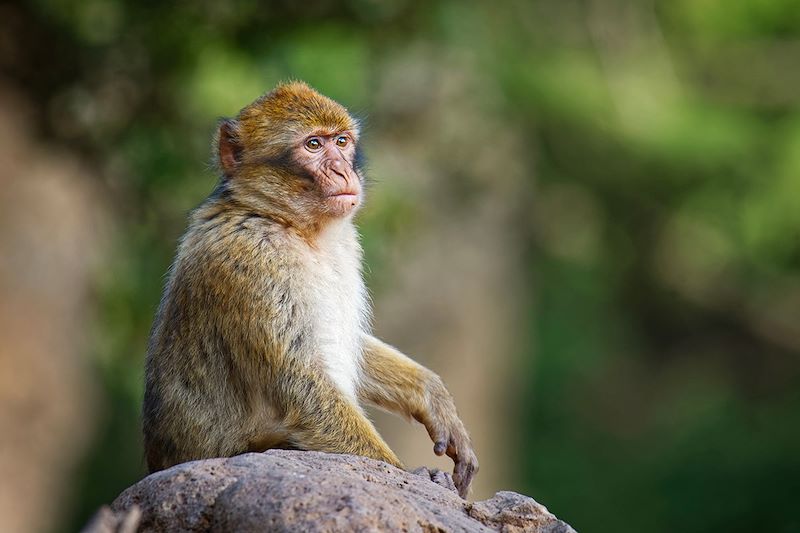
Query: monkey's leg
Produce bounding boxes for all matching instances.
[358,334,479,498]
[277,363,403,468]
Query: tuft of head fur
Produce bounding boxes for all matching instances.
[213,81,360,170]
[243,81,358,133]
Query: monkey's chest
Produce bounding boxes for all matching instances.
[303,255,367,400]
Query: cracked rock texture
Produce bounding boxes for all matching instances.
[85,450,575,532]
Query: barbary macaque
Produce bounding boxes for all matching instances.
[143,81,478,497]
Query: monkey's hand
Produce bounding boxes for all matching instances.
[358,335,479,498]
[416,375,479,499]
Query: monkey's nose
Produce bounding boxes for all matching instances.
[328,158,347,179]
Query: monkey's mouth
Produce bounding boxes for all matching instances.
[325,191,360,213]
[325,187,360,200]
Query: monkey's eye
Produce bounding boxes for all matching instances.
[335,135,349,147]
[305,137,322,150]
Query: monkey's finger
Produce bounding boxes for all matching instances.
[446,441,457,460]
[451,441,479,498]
[424,423,448,456]
[452,461,470,498]
[445,435,461,461]
[460,468,476,498]
[453,454,478,499]
[434,440,447,456]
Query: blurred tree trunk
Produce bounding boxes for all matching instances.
[366,58,532,500]
[0,87,106,533]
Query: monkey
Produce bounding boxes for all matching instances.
[142,81,478,498]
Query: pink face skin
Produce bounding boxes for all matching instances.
[295,131,361,218]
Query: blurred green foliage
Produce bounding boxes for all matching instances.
[4,1,800,532]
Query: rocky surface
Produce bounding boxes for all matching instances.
[85,450,575,532]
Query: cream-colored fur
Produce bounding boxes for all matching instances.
[300,217,368,400]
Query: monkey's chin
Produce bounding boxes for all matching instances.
[325,194,360,217]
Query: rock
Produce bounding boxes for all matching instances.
[467,492,575,533]
[101,450,575,532]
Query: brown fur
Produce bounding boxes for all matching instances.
[143,81,478,497]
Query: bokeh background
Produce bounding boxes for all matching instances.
[1,1,799,532]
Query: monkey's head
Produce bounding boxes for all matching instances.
[214,81,363,222]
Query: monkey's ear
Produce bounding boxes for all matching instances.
[215,119,242,177]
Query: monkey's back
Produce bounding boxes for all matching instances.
[142,204,368,472]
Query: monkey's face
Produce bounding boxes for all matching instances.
[293,130,361,218]
[216,82,365,222]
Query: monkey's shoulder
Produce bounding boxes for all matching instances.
[185,210,293,259]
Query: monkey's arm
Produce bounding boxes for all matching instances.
[358,334,479,498]
[274,359,403,469]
